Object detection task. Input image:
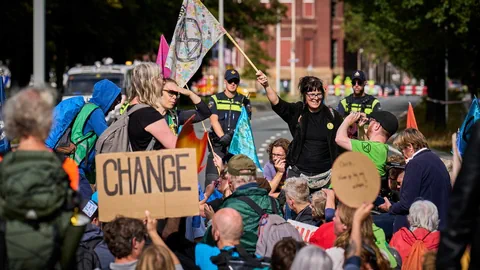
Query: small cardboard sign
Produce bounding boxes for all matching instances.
[331,152,380,208]
[95,148,199,222]
[287,219,318,243]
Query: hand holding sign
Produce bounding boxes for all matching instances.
[331,152,380,208]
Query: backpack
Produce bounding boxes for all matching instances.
[95,104,156,154]
[0,151,78,270]
[0,75,10,154]
[401,230,432,270]
[210,244,270,270]
[236,196,302,258]
[46,97,87,154]
[76,236,103,270]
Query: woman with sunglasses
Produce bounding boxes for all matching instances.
[158,78,211,135]
[256,70,343,192]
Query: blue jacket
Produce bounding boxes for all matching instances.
[390,149,451,232]
[79,79,120,174]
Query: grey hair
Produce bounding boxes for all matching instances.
[229,174,256,189]
[408,200,439,232]
[3,87,56,141]
[310,190,327,219]
[283,177,310,204]
[290,245,333,270]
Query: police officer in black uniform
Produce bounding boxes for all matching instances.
[337,70,381,117]
[205,69,252,185]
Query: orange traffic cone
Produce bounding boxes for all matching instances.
[406,102,418,130]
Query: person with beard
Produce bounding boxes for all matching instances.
[256,71,343,192]
[336,70,381,117]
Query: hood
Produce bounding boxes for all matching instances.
[89,79,121,115]
[399,227,440,249]
[81,223,104,242]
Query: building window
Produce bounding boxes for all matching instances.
[304,39,313,67]
[331,0,337,18]
[303,0,314,18]
[331,40,337,68]
[281,38,291,67]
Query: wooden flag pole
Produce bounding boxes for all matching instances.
[224,31,259,73]
[185,84,220,176]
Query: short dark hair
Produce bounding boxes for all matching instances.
[298,76,325,96]
[103,217,146,259]
[271,238,306,270]
[267,138,290,163]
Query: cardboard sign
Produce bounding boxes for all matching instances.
[331,152,380,208]
[95,149,199,222]
[287,219,318,243]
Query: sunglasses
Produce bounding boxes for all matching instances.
[352,80,364,86]
[163,90,179,98]
[227,79,239,85]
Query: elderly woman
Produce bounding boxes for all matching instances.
[290,245,333,270]
[379,128,451,233]
[0,87,82,269]
[389,200,440,262]
[283,177,317,226]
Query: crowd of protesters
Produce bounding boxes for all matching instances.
[0,64,475,270]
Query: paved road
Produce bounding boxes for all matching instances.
[194,95,421,189]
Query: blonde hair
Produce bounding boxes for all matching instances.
[3,87,56,141]
[310,190,327,220]
[393,128,429,152]
[334,203,390,270]
[128,62,163,108]
[135,245,176,270]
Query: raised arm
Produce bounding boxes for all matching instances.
[256,70,279,105]
[335,112,361,151]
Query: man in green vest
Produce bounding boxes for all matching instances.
[205,69,252,186]
[336,70,381,117]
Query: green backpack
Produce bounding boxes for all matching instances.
[0,151,79,270]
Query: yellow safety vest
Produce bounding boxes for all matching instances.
[340,97,379,115]
[211,95,243,112]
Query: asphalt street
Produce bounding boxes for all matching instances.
[194,95,421,189]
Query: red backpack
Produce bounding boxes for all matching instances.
[401,230,432,270]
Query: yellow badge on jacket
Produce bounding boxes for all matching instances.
[327,123,334,130]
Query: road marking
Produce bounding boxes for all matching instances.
[259,148,265,152]
[270,136,276,140]
[257,153,264,157]
[259,159,263,164]
[276,133,282,136]
[266,139,271,143]
[282,130,288,134]
[261,143,268,147]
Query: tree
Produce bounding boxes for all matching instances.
[344,0,480,129]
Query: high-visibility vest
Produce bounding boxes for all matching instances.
[340,96,380,115]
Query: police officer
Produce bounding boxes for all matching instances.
[336,70,381,117]
[205,69,252,185]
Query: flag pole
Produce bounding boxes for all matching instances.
[185,84,221,175]
[224,31,259,73]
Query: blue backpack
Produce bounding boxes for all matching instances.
[0,76,9,154]
[45,97,86,152]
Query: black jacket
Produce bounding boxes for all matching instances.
[436,122,480,270]
[271,98,344,169]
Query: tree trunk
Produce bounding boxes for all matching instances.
[425,58,446,129]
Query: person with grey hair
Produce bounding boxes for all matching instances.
[389,200,440,262]
[0,87,83,269]
[283,177,317,226]
[290,245,333,270]
[202,154,282,254]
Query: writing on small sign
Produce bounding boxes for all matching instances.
[82,200,98,218]
[338,172,368,189]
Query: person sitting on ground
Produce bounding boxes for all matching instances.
[263,138,290,201]
[310,188,336,226]
[333,203,394,269]
[270,238,306,270]
[379,128,451,233]
[76,192,114,270]
[335,110,398,178]
[283,177,317,226]
[202,154,282,254]
[290,245,333,270]
[196,208,244,270]
[389,200,440,262]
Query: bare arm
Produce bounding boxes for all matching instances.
[335,113,361,151]
[256,70,279,105]
[145,119,177,149]
[346,203,373,258]
[145,211,181,265]
[269,172,284,195]
[210,114,225,138]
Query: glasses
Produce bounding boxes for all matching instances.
[305,92,323,99]
[352,80,363,86]
[163,90,179,98]
[227,79,239,85]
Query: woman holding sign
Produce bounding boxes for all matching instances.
[256,71,343,191]
[126,63,178,151]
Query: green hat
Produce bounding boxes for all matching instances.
[227,154,257,176]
